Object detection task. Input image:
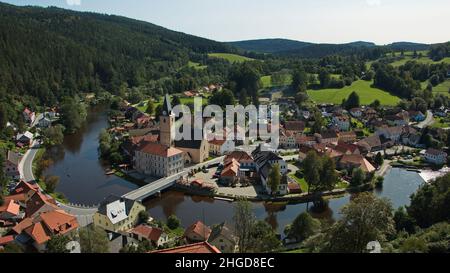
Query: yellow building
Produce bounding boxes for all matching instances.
[93,195,146,233]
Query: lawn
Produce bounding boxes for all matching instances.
[288,174,309,193]
[389,52,450,67]
[260,75,293,88]
[208,53,254,63]
[431,117,450,129]
[188,61,207,70]
[307,80,401,106]
[421,80,450,97]
[133,94,209,113]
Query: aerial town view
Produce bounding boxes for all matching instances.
[0,0,449,265]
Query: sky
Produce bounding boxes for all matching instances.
[3,0,450,44]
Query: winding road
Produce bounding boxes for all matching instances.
[19,140,97,227]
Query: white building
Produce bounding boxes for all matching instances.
[134,142,184,177]
[424,148,447,165]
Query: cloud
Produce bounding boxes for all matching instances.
[366,0,381,6]
[66,0,81,6]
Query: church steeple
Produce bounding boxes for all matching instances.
[162,93,172,116]
[160,94,174,147]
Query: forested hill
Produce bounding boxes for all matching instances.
[227,38,314,54]
[0,2,233,104]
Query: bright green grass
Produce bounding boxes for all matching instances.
[208,53,254,63]
[289,174,309,193]
[390,56,450,67]
[260,75,293,88]
[307,80,400,106]
[433,80,450,97]
[431,117,450,129]
[188,61,207,70]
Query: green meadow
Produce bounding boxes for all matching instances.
[187,61,207,70]
[307,80,401,106]
[208,53,254,63]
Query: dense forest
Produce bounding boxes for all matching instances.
[0,2,234,105]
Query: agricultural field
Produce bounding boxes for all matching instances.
[208,53,254,63]
[307,80,401,106]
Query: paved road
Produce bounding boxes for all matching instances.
[19,140,97,227]
[416,110,434,129]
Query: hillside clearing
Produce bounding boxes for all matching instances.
[307,80,400,106]
[208,53,254,63]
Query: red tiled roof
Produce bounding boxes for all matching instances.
[150,242,220,253]
[25,191,58,217]
[40,210,79,235]
[138,142,183,157]
[13,181,39,195]
[285,121,305,132]
[12,217,33,234]
[0,200,20,216]
[25,222,50,245]
[0,235,15,246]
[184,221,212,241]
[221,159,240,177]
[340,155,375,172]
[224,151,253,164]
[131,224,163,242]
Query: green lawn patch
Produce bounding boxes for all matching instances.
[188,61,207,70]
[260,75,293,88]
[431,117,450,129]
[307,80,400,106]
[208,53,254,63]
[289,174,309,192]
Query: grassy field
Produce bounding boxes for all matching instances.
[260,75,293,88]
[208,53,254,63]
[421,80,450,97]
[307,80,401,106]
[431,117,450,129]
[389,51,450,67]
[188,61,207,70]
[133,94,209,112]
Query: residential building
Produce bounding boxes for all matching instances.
[134,142,184,178]
[208,139,235,156]
[37,117,51,128]
[129,224,169,247]
[424,148,447,165]
[279,130,297,149]
[356,135,383,153]
[317,130,339,145]
[150,242,221,253]
[207,223,238,253]
[332,115,350,131]
[16,131,33,147]
[284,120,305,134]
[349,108,363,118]
[338,131,357,143]
[338,154,376,173]
[184,221,212,243]
[224,151,254,169]
[296,135,317,147]
[3,150,21,180]
[220,159,240,186]
[93,195,146,233]
[376,126,406,144]
[409,111,426,122]
[22,108,35,124]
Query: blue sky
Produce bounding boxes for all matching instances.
[3,0,450,44]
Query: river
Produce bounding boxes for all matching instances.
[44,107,427,234]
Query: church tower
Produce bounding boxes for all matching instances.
[160,94,175,147]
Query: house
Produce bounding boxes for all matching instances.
[0,200,21,221]
[37,117,52,128]
[220,159,240,186]
[356,135,383,153]
[317,130,339,145]
[207,222,238,253]
[12,209,79,252]
[333,142,360,155]
[409,111,426,122]
[208,138,235,156]
[129,224,169,247]
[338,154,376,173]
[284,121,305,134]
[298,146,315,162]
[376,126,406,144]
[252,146,287,174]
[349,108,363,118]
[288,182,302,194]
[331,115,350,131]
[3,150,21,180]
[259,163,288,195]
[16,131,33,147]
[93,195,146,233]
[385,110,409,126]
[184,221,212,243]
[150,241,221,253]
[296,135,317,147]
[134,142,184,178]
[424,148,447,165]
[364,108,378,121]
[22,108,36,125]
[224,151,254,170]
[338,131,357,143]
[279,130,297,149]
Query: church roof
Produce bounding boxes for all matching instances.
[162,94,172,115]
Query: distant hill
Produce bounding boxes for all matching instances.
[228,38,435,57]
[387,42,430,51]
[227,38,313,54]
